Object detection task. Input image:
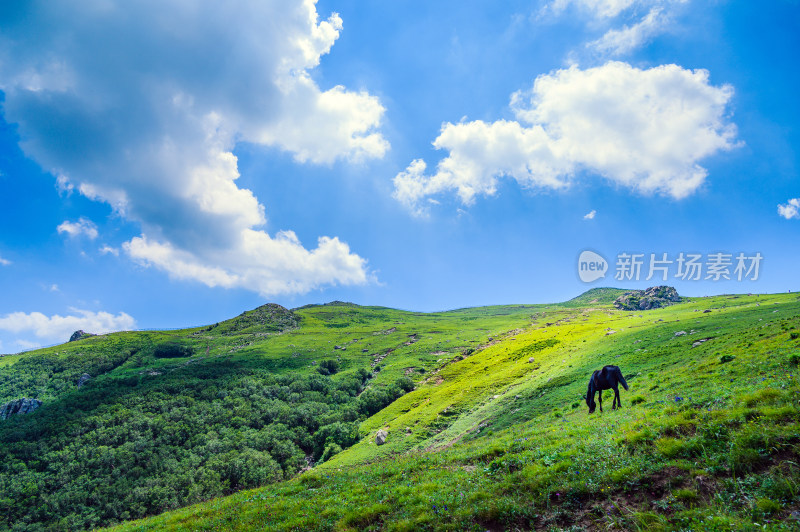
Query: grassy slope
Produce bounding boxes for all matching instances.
[0,302,547,528]
[100,292,800,531]
[0,303,539,405]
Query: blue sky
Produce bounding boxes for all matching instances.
[1,0,798,351]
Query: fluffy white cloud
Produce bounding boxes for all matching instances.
[778,198,800,220]
[125,230,369,296]
[584,210,597,220]
[0,309,136,348]
[394,62,738,215]
[0,0,383,296]
[57,218,99,239]
[0,256,10,266]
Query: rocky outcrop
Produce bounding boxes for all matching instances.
[77,373,91,387]
[69,330,95,342]
[614,286,681,311]
[376,429,388,445]
[1,398,42,420]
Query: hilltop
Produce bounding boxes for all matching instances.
[1,289,799,530]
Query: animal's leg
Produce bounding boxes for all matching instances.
[616,386,622,409]
[598,391,603,412]
[612,385,619,409]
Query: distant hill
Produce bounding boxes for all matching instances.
[561,286,629,306]
[205,302,300,335]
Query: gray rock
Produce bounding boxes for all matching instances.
[69,330,95,342]
[675,331,687,336]
[77,373,91,387]
[376,429,388,445]
[1,398,42,420]
[614,286,681,311]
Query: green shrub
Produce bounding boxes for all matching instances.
[790,332,799,340]
[316,359,340,375]
[396,376,415,392]
[788,353,800,365]
[320,442,342,462]
[719,354,735,364]
[153,341,194,358]
[313,422,359,459]
[630,395,646,406]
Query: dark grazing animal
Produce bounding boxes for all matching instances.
[585,365,629,414]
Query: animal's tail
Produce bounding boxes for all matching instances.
[618,369,629,391]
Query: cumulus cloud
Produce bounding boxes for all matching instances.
[584,210,597,220]
[57,218,99,239]
[778,198,800,220]
[125,230,369,295]
[0,256,10,266]
[0,0,384,296]
[0,308,136,348]
[394,62,739,215]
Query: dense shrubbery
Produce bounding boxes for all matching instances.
[152,341,195,358]
[316,359,340,375]
[0,351,410,530]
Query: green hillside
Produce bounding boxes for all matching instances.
[2,290,799,530]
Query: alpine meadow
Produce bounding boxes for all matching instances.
[2,289,799,530]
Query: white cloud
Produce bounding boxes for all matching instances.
[0,0,383,296]
[584,210,597,219]
[57,218,99,239]
[394,62,739,215]
[546,0,689,55]
[99,245,120,257]
[589,7,665,55]
[124,230,369,296]
[549,0,636,18]
[49,284,60,292]
[548,0,686,19]
[56,174,74,195]
[0,256,10,266]
[778,198,800,220]
[0,308,136,348]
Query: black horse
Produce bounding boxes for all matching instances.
[585,365,629,414]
